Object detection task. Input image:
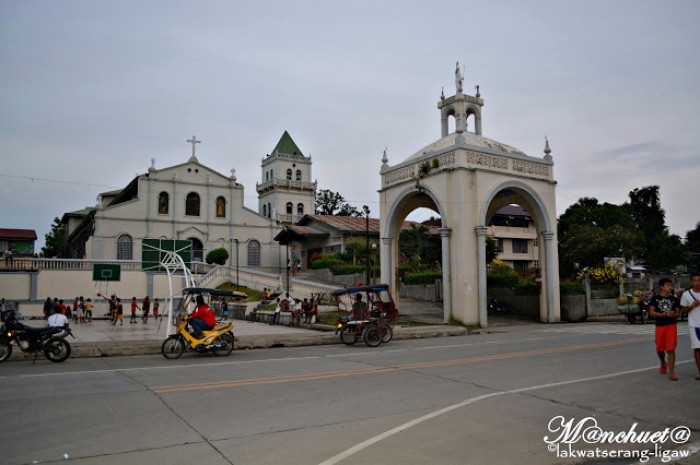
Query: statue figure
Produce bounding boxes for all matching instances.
[455,61,464,93]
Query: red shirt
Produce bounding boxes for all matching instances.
[131,301,138,314]
[191,304,216,327]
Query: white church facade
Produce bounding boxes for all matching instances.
[63,133,315,268]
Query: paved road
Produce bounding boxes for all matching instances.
[1,321,699,465]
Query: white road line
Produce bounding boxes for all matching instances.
[316,360,693,465]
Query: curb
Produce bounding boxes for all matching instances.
[5,326,468,360]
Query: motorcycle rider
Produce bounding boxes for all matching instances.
[47,305,69,328]
[189,295,215,338]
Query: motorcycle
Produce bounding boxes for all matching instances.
[0,310,73,363]
[488,298,507,314]
[161,314,235,359]
[161,287,241,360]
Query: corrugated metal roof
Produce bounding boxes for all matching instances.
[286,225,328,236]
[306,215,381,233]
[0,228,37,240]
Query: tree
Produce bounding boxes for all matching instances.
[558,197,635,238]
[399,224,441,269]
[623,185,689,272]
[486,236,499,264]
[42,217,65,258]
[205,247,229,265]
[558,225,644,278]
[686,221,700,272]
[314,189,360,216]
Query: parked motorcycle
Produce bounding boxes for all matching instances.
[0,310,73,363]
[488,298,507,314]
[161,314,234,359]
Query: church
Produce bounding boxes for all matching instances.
[63,132,315,269]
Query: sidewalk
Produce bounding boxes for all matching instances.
[8,315,469,360]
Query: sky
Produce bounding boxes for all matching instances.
[1,0,699,250]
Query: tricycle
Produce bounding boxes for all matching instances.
[332,284,398,347]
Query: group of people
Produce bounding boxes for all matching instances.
[270,292,319,326]
[42,296,94,323]
[649,273,700,381]
[96,294,160,325]
[287,258,303,276]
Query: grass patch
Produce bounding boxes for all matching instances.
[216,283,262,302]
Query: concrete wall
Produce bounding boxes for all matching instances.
[399,284,440,302]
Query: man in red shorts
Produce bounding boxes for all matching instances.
[649,278,681,381]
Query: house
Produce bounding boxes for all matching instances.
[0,228,37,256]
[487,205,539,270]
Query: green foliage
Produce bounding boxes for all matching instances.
[42,217,65,258]
[560,279,584,295]
[487,260,519,287]
[399,224,441,270]
[558,224,644,277]
[310,254,344,270]
[513,280,539,296]
[686,221,700,272]
[330,264,365,275]
[486,236,499,264]
[403,271,442,285]
[205,247,229,265]
[558,197,636,238]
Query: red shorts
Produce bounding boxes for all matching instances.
[655,324,677,352]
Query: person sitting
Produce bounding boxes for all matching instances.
[351,293,369,320]
[189,295,216,338]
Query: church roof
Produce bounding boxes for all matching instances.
[271,131,305,158]
[0,228,37,240]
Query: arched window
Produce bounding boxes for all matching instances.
[117,234,133,260]
[216,196,226,218]
[267,202,271,218]
[185,192,200,216]
[286,202,293,214]
[247,240,261,266]
[286,169,292,180]
[295,169,302,181]
[265,171,269,182]
[262,204,267,217]
[190,238,203,262]
[297,203,304,215]
[158,192,169,214]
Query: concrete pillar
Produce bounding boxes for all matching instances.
[542,231,556,323]
[439,228,452,323]
[380,237,392,288]
[475,226,489,328]
[441,117,448,137]
[30,272,38,300]
[475,114,482,135]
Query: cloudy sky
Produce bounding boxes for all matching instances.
[1,0,698,249]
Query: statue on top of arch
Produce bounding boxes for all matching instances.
[455,61,464,93]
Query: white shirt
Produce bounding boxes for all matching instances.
[681,289,700,327]
[47,313,69,328]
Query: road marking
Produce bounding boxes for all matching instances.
[151,337,647,394]
[316,360,693,465]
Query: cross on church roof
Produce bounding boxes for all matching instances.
[187,135,201,162]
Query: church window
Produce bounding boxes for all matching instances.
[186,192,200,216]
[216,196,226,218]
[286,202,293,214]
[247,240,261,266]
[270,169,273,179]
[266,171,269,181]
[117,234,133,260]
[297,203,304,215]
[267,203,271,218]
[263,204,267,217]
[295,170,302,181]
[158,192,169,214]
[286,169,292,180]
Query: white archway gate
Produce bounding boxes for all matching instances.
[379,74,560,326]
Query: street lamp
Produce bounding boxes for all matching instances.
[363,205,370,286]
[234,239,240,290]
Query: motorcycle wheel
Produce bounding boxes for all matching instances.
[340,324,358,345]
[381,325,393,344]
[363,325,382,348]
[212,333,234,357]
[44,339,71,363]
[0,343,11,362]
[162,335,185,360]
